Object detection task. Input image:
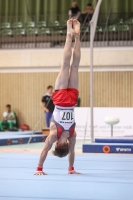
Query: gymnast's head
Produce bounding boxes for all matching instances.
[52,141,69,158]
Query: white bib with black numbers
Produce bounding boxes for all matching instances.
[53,105,75,130]
[60,110,75,123]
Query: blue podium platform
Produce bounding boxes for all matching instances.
[0,131,47,146]
[95,137,133,143]
[83,143,133,154]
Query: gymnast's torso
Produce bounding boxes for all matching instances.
[51,105,75,139]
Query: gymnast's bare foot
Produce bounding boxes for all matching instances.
[73,19,80,35]
[67,19,75,35]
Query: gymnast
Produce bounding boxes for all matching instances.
[35,19,81,175]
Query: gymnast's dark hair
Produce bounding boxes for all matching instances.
[52,145,69,158]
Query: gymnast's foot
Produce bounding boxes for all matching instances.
[73,19,80,35]
[67,19,75,36]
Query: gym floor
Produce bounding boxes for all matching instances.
[0,142,133,200]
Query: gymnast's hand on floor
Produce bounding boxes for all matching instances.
[34,171,47,175]
[68,170,81,174]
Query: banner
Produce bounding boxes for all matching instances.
[75,108,133,139]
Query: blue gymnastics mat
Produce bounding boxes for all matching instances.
[0,131,47,146]
[83,143,133,154]
[0,153,133,200]
[95,137,133,143]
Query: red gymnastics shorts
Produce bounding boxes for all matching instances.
[52,88,79,107]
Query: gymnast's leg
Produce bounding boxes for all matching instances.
[68,19,81,90]
[55,19,74,90]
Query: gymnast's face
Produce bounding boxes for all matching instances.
[53,141,69,157]
[56,140,68,149]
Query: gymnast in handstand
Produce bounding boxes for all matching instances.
[35,19,81,175]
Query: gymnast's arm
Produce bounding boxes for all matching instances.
[68,132,81,174]
[34,131,57,175]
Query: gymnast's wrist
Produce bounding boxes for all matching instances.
[68,166,74,172]
[36,166,43,171]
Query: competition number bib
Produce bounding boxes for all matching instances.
[60,110,75,123]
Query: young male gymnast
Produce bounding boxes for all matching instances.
[35,19,81,175]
